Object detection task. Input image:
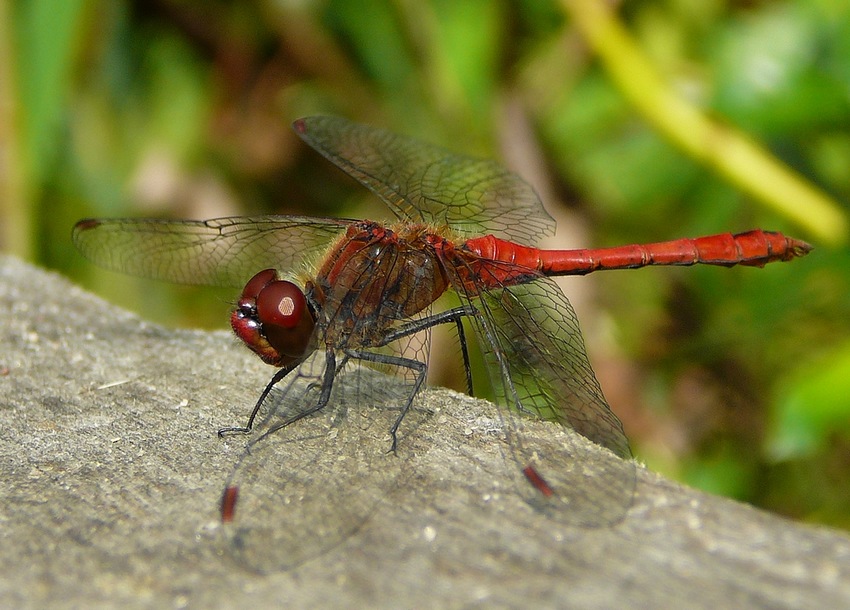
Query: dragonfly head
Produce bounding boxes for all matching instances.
[231,269,317,367]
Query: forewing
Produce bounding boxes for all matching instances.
[293,116,556,245]
[220,230,447,571]
[220,352,424,573]
[72,215,350,287]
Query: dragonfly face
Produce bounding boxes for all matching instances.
[231,269,317,367]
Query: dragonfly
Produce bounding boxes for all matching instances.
[73,115,811,570]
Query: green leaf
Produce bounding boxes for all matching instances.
[766,342,850,460]
[14,0,89,184]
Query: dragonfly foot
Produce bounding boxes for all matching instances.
[386,429,400,455]
[217,425,251,438]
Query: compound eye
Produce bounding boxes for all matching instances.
[240,269,278,301]
[256,280,307,329]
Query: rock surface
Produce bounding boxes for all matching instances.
[2,254,849,609]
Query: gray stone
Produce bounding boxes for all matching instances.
[1,254,848,609]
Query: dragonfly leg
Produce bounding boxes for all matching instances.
[216,352,323,437]
[377,305,475,397]
[453,316,474,397]
[344,349,427,453]
[250,349,338,444]
[218,363,296,436]
[303,352,349,395]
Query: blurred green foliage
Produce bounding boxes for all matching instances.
[2,0,849,529]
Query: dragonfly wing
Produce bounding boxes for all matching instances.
[223,230,446,571]
[446,262,635,526]
[72,215,351,287]
[480,275,630,457]
[293,116,556,245]
[221,351,423,573]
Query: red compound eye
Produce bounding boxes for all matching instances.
[240,268,278,301]
[231,271,316,367]
[256,280,307,329]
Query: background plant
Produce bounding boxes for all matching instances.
[2,0,848,528]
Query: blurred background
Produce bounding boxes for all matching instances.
[2,0,848,528]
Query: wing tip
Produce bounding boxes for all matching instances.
[72,218,102,233]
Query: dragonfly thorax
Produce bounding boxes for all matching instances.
[313,221,450,347]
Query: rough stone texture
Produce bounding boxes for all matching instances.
[2,253,849,609]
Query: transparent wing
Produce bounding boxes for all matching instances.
[221,232,441,571]
[479,275,629,457]
[220,352,427,573]
[72,215,351,287]
[446,260,635,526]
[293,116,556,245]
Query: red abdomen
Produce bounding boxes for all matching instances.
[463,230,812,280]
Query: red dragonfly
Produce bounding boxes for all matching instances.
[73,116,811,569]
